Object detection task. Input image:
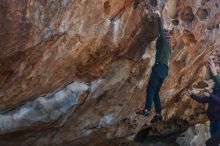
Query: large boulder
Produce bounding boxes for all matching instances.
[0,0,219,145]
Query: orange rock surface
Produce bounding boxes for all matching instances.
[0,0,219,145]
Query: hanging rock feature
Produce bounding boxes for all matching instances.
[167,0,178,19]
[181,6,195,22]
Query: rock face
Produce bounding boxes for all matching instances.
[176,124,210,146]
[0,0,158,111]
[0,0,219,146]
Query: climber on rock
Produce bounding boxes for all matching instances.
[205,53,220,146]
[185,53,220,146]
[185,89,220,146]
[136,11,172,124]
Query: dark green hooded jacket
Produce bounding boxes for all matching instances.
[213,75,220,90]
[155,18,172,66]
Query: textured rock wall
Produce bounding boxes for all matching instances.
[176,124,210,146]
[161,0,220,122]
[0,0,219,146]
[0,0,158,112]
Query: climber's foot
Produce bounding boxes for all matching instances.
[136,109,150,117]
[150,114,163,124]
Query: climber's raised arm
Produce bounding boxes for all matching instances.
[209,57,220,88]
[157,16,165,37]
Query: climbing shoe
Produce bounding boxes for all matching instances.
[150,114,163,124]
[136,109,150,117]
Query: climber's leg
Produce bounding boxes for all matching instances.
[136,64,160,117]
[153,78,163,115]
[145,65,162,111]
[206,121,220,146]
[206,130,220,146]
[150,63,168,123]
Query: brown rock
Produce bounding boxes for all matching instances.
[180,6,195,22]
[172,19,179,26]
[196,8,209,20]
[167,0,178,19]
[0,0,219,146]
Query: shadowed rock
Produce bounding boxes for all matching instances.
[196,8,209,20]
[181,6,195,22]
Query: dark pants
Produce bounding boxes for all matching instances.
[206,120,220,146]
[144,63,168,114]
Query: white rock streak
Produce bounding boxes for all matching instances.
[0,81,89,134]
